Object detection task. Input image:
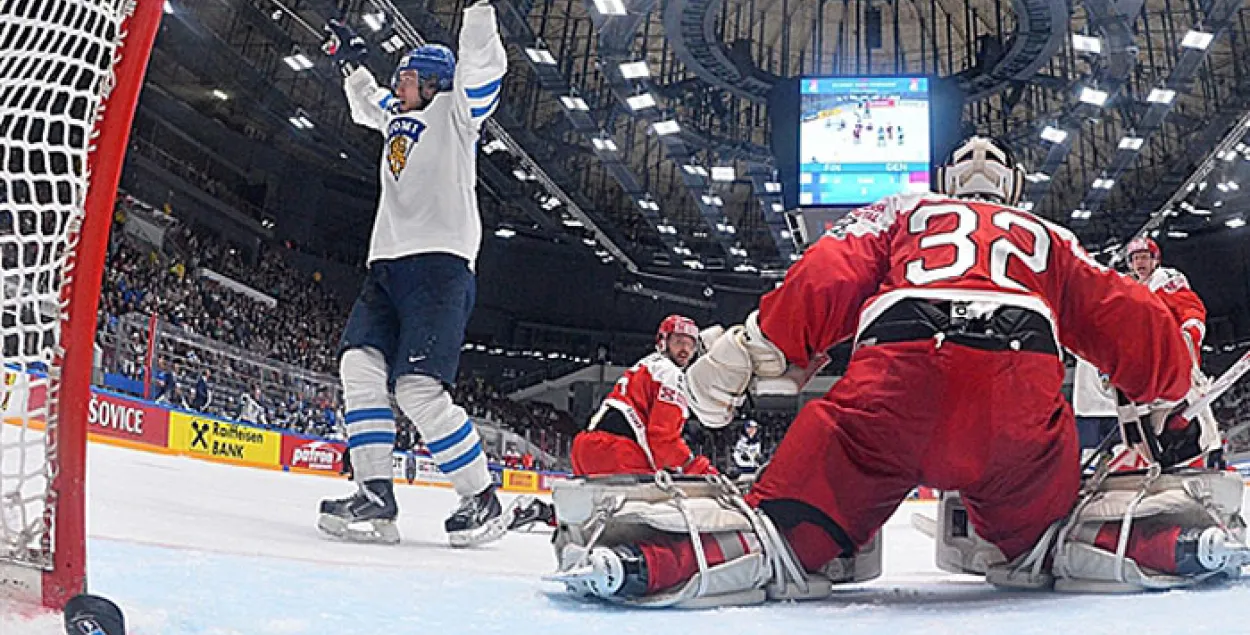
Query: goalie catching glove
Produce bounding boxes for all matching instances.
[684,311,788,428]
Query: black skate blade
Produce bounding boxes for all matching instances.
[317,514,401,544]
[448,515,507,548]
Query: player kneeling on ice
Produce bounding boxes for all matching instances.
[316,1,508,548]
[508,316,717,532]
[543,136,1250,605]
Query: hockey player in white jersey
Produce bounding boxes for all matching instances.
[316,1,508,548]
[730,419,763,475]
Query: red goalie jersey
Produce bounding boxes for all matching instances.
[761,193,1192,407]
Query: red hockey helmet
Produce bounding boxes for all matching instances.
[1126,236,1160,260]
[656,314,699,352]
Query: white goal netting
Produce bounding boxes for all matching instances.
[1,0,136,577]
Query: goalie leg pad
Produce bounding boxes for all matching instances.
[545,474,847,608]
[988,470,1250,592]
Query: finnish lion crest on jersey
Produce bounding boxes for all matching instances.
[385,118,427,180]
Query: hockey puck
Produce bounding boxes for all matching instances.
[63,593,125,635]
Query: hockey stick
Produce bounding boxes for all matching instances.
[1182,348,1250,419]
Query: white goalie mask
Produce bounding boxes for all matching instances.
[937,136,1026,205]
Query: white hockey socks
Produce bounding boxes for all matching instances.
[394,374,490,497]
[340,348,397,483]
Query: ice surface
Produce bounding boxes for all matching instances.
[6,441,1250,635]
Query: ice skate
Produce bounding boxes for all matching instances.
[545,545,647,598]
[445,485,507,547]
[1178,526,1250,576]
[506,494,556,532]
[317,479,400,544]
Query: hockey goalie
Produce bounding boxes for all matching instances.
[543,136,1250,607]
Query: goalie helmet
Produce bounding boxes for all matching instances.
[656,315,699,353]
[937,136,1026,205]
[1126,236,1161,260]
[392,44,456,92]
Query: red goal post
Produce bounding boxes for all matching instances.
[0,0,163,610]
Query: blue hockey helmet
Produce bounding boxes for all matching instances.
[392,44,456,92]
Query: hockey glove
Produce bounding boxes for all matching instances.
[323,18,368,75]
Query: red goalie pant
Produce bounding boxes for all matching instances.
[571,431,654,476]
[746,339,1081,566]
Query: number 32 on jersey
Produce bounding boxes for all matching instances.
[903,203,1051,291]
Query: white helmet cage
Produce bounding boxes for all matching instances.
[937,136,1026,206]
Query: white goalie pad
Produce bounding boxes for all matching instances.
[546,473,879,608]
[988,469,1250,593]
[913,491,1006,575]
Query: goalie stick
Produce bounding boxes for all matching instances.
[1183,348,1250,420]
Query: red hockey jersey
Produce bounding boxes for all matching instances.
[1142,266,1207,360]
[590,352,694,470]
[759,193,1192,406]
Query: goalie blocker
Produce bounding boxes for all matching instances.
[544,474,881,608]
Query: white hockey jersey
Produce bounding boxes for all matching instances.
[1072,356,1117,417]
[343,2,506,268]
[732,433,763,470]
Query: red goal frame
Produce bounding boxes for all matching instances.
[2,0,165,611]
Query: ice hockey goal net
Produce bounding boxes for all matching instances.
[0,0,161,610]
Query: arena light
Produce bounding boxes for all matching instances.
[494,227,516,238]
[562,216,584,228]
[683,164,709,177]
[164,0,174,13]
[1072,34,1102,54]
[525,47,556,65]
[211,89,229,101]
[618,61,650,79]
[1147,88,1176,104]
[1167,231,1189,239]
[560,96,589,111]
[711,166,735,182]
[1019,201,1035,211]
[771,203,784,212]
[283,53,314,71]
[733,263,758,273]
[482,138,508,154]
[1226,217,1245,229]
[1118,136,1144,150]
[1071,209,1092,220]
[1025,172,1051,183]
[591,137,617,152]
[582,237,597,247]
[673,245,692,256]
[764,181,782,193]
[362,12,386,32]
[1181,29,1214,50]
[683,259,705,270]
[1078,86,1108,107]
[1041,126,1068,143]
[1092,178,1115,190]
[381,34,406,54]
[592,0,627,16]
[627,93,657,111]
[652,120,680,135]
